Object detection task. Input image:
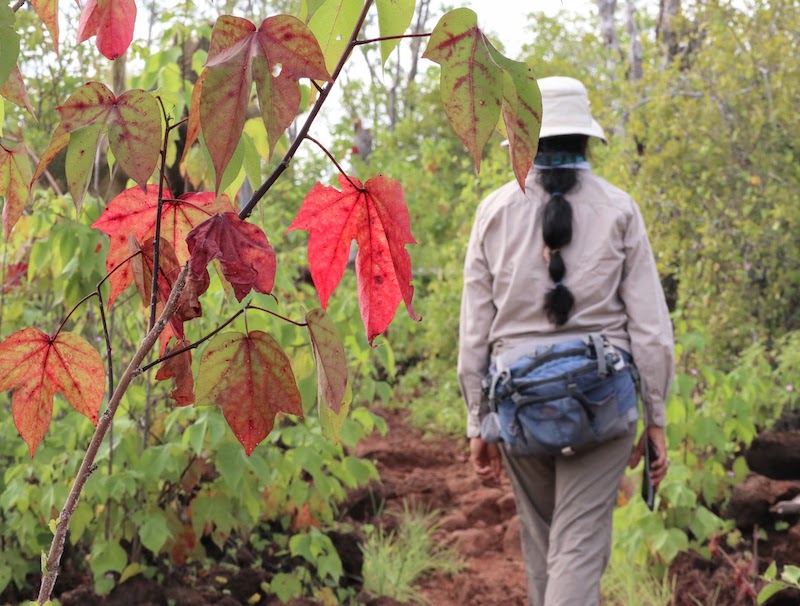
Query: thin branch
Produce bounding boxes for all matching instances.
[136,307,247,374]
[97,250,142,291]
[239,0,375,220]
[54,293,97,337]
[25,145,63,196]
[247,305,308,327]
[305,136,362,190]
[353,32,430,46]
[12,0,26,12]
[149,100,172,331]
[37,266,189,605]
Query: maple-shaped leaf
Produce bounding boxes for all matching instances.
[186,212,276,302]
[92,187,232,307]
[195,330,303,455]
[180,70,206,164]
[77,0,137,60]
[0,65,36,118]
[198,14,330,191]
[0,142,32,238]
[31,0,59,54]
[31,83,160,215]
[0,328,105,457]
[306,308,347,413]
[486,44,542,189]
[288,175,419,344]
[422,8,503,173]
[155,339,194,407]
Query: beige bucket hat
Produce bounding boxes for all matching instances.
[502,76,606,145]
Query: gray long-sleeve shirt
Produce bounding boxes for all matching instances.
[458,169,675,438]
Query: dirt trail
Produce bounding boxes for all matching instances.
[355,407,529,606]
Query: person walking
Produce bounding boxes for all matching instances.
[457,76,675,606]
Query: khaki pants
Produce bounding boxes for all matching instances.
[502,428,635,606]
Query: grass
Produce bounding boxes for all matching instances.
[601,549,675,606]
[360,503,463,604]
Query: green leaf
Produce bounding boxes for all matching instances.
[139,513,171,554]
[782,565,800,586]
[375,0,415,66]
[90,541,128,578]
[0,141,32,237]
[308,0,362,74]
[0,5,20,91]
[764,561,777,581]
[757,582,785,604]
[423,8,503,173]
[485,44,541,189]
[242,132,262,189]
[65,122,104,215]
[270,572,303,603]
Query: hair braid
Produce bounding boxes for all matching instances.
[535,135,589,326]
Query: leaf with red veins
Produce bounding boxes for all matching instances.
[77,0,137,60]
[155,339,195,407]
[288,175,419,344]
[201,16,255,193]
[422,8,503,172]
[195,331,303,455]
[306,308,347,414]
[0,66,36,118]
[253,63,300,161]
[31,83,160,213]
[92,187,231,307]
[486,43,542,190]
[107,89,162,188]
[0,328,105,457]
[181,70,206,164]
[198,14,330,192]
[31,0,59,54]
[186,212,276,302]
[0,142,32,237]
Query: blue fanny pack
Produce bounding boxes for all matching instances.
[480,335,638,456]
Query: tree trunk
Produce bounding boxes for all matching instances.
[657,0,681,67]
[595,0,624,64]
[625,0,643,80]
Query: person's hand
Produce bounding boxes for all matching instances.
[470,437,502,484]
[629,426,669,488]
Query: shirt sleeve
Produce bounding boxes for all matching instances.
[458,211,497,438]
[618,201,675,427]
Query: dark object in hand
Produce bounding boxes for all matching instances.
[641,439,659,510]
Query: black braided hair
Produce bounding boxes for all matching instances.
[535,135,589,326]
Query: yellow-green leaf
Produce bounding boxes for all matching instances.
[306,308,348,413]
[308,0,362,74]
[0,142,32,237]
[376,0,416,66]
[422,8,503,172]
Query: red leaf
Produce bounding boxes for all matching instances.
[92,187,232,307]
[155,339,195,407]
[197,15,330,191]
[288,175,419,344]
[186,212,276,302]
[195,331,303,455]
[0,328,105,456]
[306,308,347,413]
[3,262,28,293]
[77,0,137,60]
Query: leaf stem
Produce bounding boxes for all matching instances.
[247,305,308,327]
[239,0,375,220]
[149,99,172,331]
[37,266,188,605]
[54,293,98,338]
[11,0,25,12]
[305,136,362,190]
[97,249,142,291]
